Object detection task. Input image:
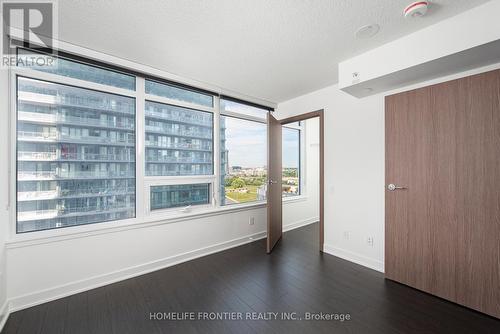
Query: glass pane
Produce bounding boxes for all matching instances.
[150,184,210,210]
[282,127,300,197]
[16,77,136,233]
[220,116,267,205]
[220,99,268,120]
[145,80,213,107]
[145,101,213,176]
[17,48,136,90]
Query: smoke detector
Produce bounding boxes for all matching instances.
[404,1,429,18]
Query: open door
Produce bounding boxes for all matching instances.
[267,113,282,253]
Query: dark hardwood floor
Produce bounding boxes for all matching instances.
[3,223,500,334]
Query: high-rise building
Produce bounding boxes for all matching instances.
[16,77,136,232]
[144,100,213,176]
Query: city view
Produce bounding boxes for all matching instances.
[221,117,300,205]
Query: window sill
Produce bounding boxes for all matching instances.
[6,196,310,249]
[6,201,267,249]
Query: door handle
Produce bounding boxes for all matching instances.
[387,183,407,191]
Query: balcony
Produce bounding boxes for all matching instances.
[146,156,212,164]
[18,111,134,130]
[145,110,212,127]
[18,130,134,146]
[18,151,134,162]
[60,152,134,162]
[17,187,135,202]
[17,190,59,201]
[18,151,58,161]
[145,169,213,176]
[17,209,59,221]
[145,141,212,151]
[18,170,135,181]
[145,125,212,139]
[18,91,135,115]
[17,204,134,222]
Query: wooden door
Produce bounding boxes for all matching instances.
[267,113,282,253]
[385,69,500,318]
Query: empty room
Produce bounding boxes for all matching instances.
[0,0,500,333]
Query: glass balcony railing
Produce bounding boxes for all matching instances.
[18,151,134,162]
[145,111,212,126]
[146,156,212,163]
[18,151,58,160]
[18,111,134,129]
[18,130,134,146]
[18,91,135,115]
[17,203,133,222]
[17,131,58,141]
[145,124,212,139]
[60,152,134,161]
[18,170,135,180]
[145,141,211,151]
[18,187,135,201]
[145,169,212,176]
[17,209,59,221]
[17,190,59,201]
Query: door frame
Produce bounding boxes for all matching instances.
[278,109,325,252]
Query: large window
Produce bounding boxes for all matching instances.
[220,100,268,205]
[144,79,215,213]
[13,46,288,234]
[282,125,301,197]
[16,77,136,233]
[144,100,213,176]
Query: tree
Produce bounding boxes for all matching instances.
[231,177,246,189]
[225,176,235,187]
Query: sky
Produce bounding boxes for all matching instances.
[223,117,299,168]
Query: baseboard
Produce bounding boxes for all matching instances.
[9,230,268,313]
[323,244,384,273]
[283,216,319,232]
[8,216,319,314]
[0,300,9,333]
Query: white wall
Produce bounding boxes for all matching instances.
[276,87,385,271]
[276,61,500,273]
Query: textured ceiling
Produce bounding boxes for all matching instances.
[57,0,491,103]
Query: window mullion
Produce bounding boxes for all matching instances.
[136,77,146,217]
[213,96,221,208]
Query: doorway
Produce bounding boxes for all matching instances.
[266,110,324,253]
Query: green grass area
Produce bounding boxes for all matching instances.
[225,185,260,203]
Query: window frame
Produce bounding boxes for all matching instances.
[281,122,303,198]
[6,37,281,243]
[217,97,270,208]
[143,84,218,216]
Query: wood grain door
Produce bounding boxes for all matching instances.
[267,113,282,253]
[385,69,500,319]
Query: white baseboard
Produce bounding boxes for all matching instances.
[0,300,9,333]
[7,216,319,314]
[9,230,267,313]
[323,244,384,273]
[283,216,319,232]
